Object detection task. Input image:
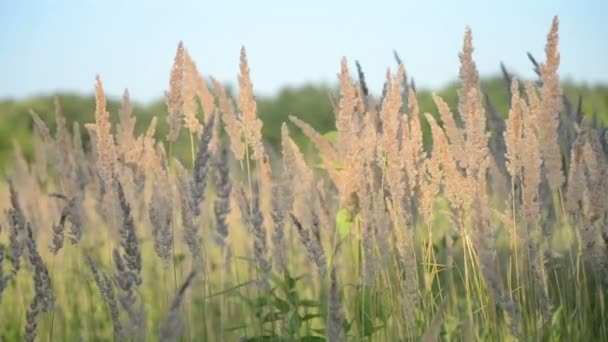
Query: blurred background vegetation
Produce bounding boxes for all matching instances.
[1,72,607,170]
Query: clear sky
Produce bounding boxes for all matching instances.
[0,0,606,103]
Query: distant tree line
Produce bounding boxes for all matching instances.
[0,72,606,170]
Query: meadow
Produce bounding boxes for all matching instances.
[0,16,607,341]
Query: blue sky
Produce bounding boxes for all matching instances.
[0,0,606,103]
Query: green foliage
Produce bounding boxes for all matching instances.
[232,269,326,341]
[335,208,353,241]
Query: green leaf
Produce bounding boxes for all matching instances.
[173,253,186,265]
[315,160,344,171]
[353,288,389,337]
[300,337,326,342]
[273,297,290,313]
[336,208,353,240]
[300,314,321,322]
[243,336,285,342]
[343,319,353,334]
[312,328,326,335]
[251,296,271,308]
[224,323,248,332]
[262,311,284,323]
[298,299,320,307]
[323,130,338,143]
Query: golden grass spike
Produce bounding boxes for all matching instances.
[238,46,264,161]
[425,112,469,213]
[140,117,158,171]
[93,75,117,187]
[212,77,245,161]
[404,88,425,195]
[504,79,523,180]
[380,67,401,159]
[281,123,313,187]
[457,27,479,131]
[463,86,489,179]
[117,89,137,161]
[336,57,357,154]
[419,115,442,224]
[281,123,315,225]
[539,16,565,191]
[288,115,340,166]
[520,100,542,227]
[166,41,185,143]
[182,50,203,135]
[432,94,466,167]
[187,53,216,122]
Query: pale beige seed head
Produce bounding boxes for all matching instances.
[433,94,466,167]
[520,100,542,227]
[281,123,316,225]
[117,89,137,160]
[420,114,443,223]
[182,50,203,135]
[166,41,185,142]
[281,123,314,187]
[504,79,523,179]
[288,115,340,167]
[379,67,402,158]
[457,27,479,130]
[185,51,216,121]
[565,128,587,216]
[523,81,540,122]
[463,86,489,178]
[403,88,425,195]
[538,16,564,191]
[238,47,265,161]
[379,67,406,216]
[93,75,117,187]
[140,117,159,171]
[581,137,600,186]
[336,57,357,154]
[360,105,379,163]
[195,74,216,122]
[211,77,245,161]
[425,113,469,213]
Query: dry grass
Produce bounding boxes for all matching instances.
[0,16,607,341]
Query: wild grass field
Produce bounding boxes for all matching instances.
[0,16,607,341]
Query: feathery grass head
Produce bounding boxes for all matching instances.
[212,77,245,161]
[91,75,117,189]
[538,16,565,191]
[238,47,265,161]
[166,41,185,143]
[183,49,204,135]
[458,27,479,131]
[505,79,523,180]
